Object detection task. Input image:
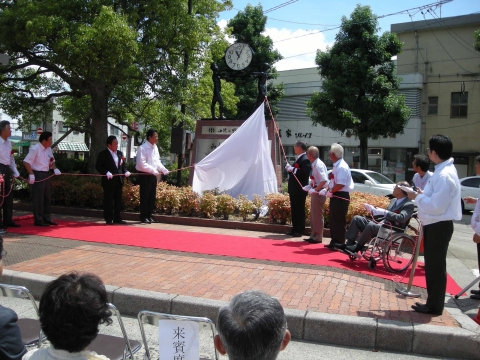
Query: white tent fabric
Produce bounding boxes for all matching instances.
[192,104,278,199]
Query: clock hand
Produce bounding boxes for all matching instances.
[235,50,241,60]
[238,44,246,59]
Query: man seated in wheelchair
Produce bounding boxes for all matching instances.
[335,181,415,254]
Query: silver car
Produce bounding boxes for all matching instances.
[327,169,396,198]
[460,176,480,211]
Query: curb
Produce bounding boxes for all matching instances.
[13,202,326,237]
[2,269,479,359]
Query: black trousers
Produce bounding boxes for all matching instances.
[423,220,453,312]
[328,191,350,246]
[477,243,480,289]
[139,173,157,220]
[289,193,307,234]
[345,215,380,247]
[0,164,13,225]
[32,171,52,224]
[102,179,123,223]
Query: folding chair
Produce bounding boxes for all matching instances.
[88,303,142,360]
[137,311,219,360]
[0,283,45,348]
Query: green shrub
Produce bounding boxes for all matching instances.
[199,192,217,218]
[265,193,291,225]
[178,187,199,216]
[122,182,140,211]
[216,193,236,220]
[236,195,255,221]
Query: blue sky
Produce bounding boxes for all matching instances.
[218,0,480,70]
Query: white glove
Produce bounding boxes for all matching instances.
[124,171,131,178]
[153,170,159,176]
[106,171,113,180]
[13,170,20,178]
[326,190,333,198]
[284,162,290,170]
[308,188,317,195]
[318,189,327,196]
[53,168,61,176]
[285,165,294,173]
[364,203,375,213]
[29,174,35,184]
[373,207,388,216]
[162,169,169,175]
[302,185,312,192]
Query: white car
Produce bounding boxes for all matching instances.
[460,176,480,211]
[327,169,396,198]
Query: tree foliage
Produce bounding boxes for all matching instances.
[221,4,284,119]
[306,5,411,168]
[0,0,232,170]
[475,29,480,51]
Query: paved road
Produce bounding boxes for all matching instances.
[3,297,452,360]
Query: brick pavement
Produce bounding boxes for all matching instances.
[2,216,460,328]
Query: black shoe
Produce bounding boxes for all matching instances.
[34,222,50,227]
[286,230,295,236]
[106,220,113,225]
[291,232,302,237]
[346,244,358,253]
[44,221,58,225]
[334,244,347,251]
[324,243,335,250]
[4,222,20,228]
[414,302,427,308]
[470,289,480,295]
[304,238,321,244]
[114,220,127,225]
[470,294,480,300]
[148,218,156,223]
[141,218,151,224]
[411,304,442,315]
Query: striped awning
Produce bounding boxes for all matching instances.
[56,142,89,152]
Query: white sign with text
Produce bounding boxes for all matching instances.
[158,320,199,360]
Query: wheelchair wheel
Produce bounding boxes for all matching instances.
[383,233,416,273]
[349,254,356,261]
[368,258,376,269]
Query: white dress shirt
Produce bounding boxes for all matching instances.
[413,171,432,190]
[329,158,354,192]
[24,143,55,171]
[311,158,328,189]
[108,148,119,168]
[471,189,480,235]
[135,141,167,174]
[415,158,462,226]
[0,137,19,176]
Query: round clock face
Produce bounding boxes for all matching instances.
[225,43,253,71]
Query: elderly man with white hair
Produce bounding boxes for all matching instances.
[322,143,354,250]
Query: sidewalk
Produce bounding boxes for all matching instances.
[1,211,480,359]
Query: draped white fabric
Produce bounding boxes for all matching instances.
[192,104,278,199]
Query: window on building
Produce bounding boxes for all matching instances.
[428,96,438,115]
[451,92,468,117]
[59,122,68,132]
[110,125,119,135]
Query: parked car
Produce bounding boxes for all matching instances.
[460,176,480,211]
[327,169,396,198]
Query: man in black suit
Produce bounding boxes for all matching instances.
[285,141,311,237]
[335,181,415,253]
[0,237,27,360]
[95,136,131,225]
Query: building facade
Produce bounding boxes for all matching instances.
[392,13,480,177]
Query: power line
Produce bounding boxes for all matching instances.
[263,0,299,14]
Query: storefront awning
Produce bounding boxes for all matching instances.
[16,141,30,147]
[56,142,89,152]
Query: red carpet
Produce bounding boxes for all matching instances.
[9,220,462,294]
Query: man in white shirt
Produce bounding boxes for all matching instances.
[412,154,432,190]
[24,132,61,226]
[302,146,328,244]
[408,135,462,315]
[135,129,169,224]
[324,143,354,250]
[95,136,131,225]
[0,121,21,229]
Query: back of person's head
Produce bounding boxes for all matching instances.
[429,135,452,161]
[476,155,480,164]
[294,141,307,151]
[216,290,290,360]
[413,154,430,172]
[306,146,319,159]
[39,272,112,353]
[330,143,344,159]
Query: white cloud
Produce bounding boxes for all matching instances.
[264,27,333,71]
[217,20,333,71]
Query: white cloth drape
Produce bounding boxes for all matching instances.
[192,104,277,199]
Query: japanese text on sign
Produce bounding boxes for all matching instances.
[158,320,199,360]
[201,126,238,135]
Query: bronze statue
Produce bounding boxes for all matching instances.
[252,63,271,108]
[210,62,226,120]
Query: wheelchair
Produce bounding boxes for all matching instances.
[342,213,419,273]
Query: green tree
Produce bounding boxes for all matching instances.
[475,29,480,51]
[307,5,411,169]
[222,4,284,119]
[0,0,232,171]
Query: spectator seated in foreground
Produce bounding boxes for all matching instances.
[0,236,28,360]
[23,272,112,360]
[214,290,291,360]
[335,181,415,254]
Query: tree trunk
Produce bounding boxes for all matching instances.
[359,135,368,169]
[88,84,109,174]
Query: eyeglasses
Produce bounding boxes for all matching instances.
[426,148,430,152]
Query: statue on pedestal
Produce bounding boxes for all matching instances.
[252,63,271,108]
[210,62,225,120]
